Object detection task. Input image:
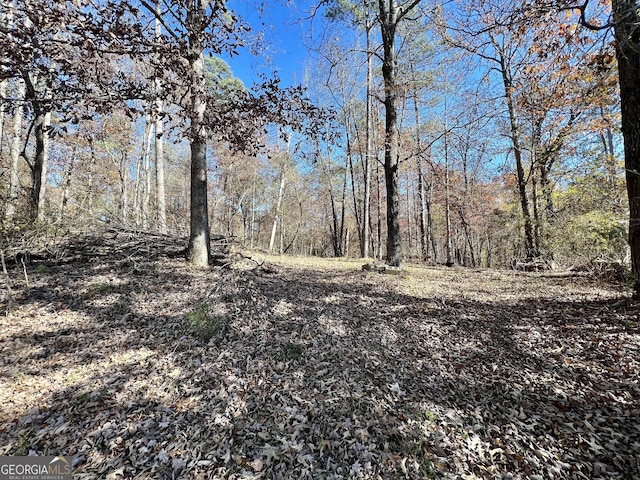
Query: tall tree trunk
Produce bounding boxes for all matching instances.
[155,102,167,233]
[427,181,437,263]
[612,0,640,296]
[444,126,454,266]
[279,219,284,254]
[376,161,383,260]
[6,79,24,221]
[530,134,542,253]
[347,150,362,249]
[155,100,167,232]
[497,46,537,260]
[87,143,97,217]
[0,80,6,154]
[339,154,348,256]
[457,207,476,267]
[379,0,403,267]
[0,2,13,157]
[539,162,554,223]
[143,122,152,229]
[327,178,341,255]
[154,1,167,234]
[132,117,146,227]
[119,151,128,224]
[417,167,428,261]
[412,79,429,262]
[363,20,373,259]
[531,173,541,253]
[250,180,256,248]
[599,107,618,204]
[344,114,364,254]
[344,228,350,257]
[58,150,75,222]
[186,0,211,266]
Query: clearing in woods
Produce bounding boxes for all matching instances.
[0,229,638,479]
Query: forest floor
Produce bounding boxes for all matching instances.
[0,229,639,480]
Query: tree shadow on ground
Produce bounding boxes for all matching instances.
[238,267,639,478]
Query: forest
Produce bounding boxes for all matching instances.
[0,0,634,275]
[0,0,639,479]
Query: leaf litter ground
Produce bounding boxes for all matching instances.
[0,231,639,479]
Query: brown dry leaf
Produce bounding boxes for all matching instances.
[0,232,638,479]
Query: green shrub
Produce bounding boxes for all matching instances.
[187,302,224,341]
[88,283,111,296]
[550,210,627,264]
[278,341,305,361]
[35,264,48,274]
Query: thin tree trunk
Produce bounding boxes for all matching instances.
[250,180,256,248]
[412,77,428,262]
[531,172,541,253]
[427,181,437,263]
[363,20,373,259]
[143,123,151,229]
[539,162,554,223]
[0,80,6,155]
[344,228,350,257]
[324,154,341,256]
[269,170,286,253]
[132,119,144,227]
[417,168,428,261]
[457,205,476,267]
[599,106,618,198]
[339,153,348,255]
[344,115,363,253]
[6,79,24,220]
[376,160,383,260]
[87,143,96,217]
[119,151,128,224]
[279,219,284,254]
[154,1,167,234]
[444,125,453,266]
[30,106,51,221]
[155,97,167,232]
[494,36,537,260]
[58,151,74,222]
[406,178,413,256]
[136,113,153,228]
[0,3,13,157]
[505,77,535,258]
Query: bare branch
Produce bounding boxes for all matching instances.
[138,0,181,41]
[554,1,612,31]
[396,0,422,22]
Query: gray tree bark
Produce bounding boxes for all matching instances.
[379,0,402,267]
[363,15,373,259]
[154,1,167,234]
[269,170,286,253]
[6,79,24,220]
[612,0,640,296]
[186,0,212,266]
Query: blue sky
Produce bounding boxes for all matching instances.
[223,0,317,88]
